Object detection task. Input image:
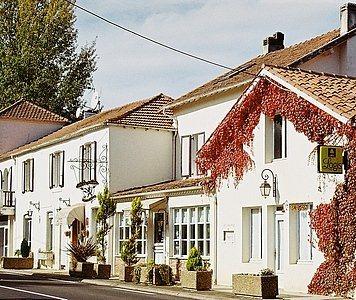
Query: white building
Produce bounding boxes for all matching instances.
[0,94,175,271]
[111,3,356,293]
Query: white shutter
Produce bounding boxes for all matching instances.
[59,151,65,187]
[29,159,34,192]
[196,133,205,175]
[181,136,191,177]
[49,154,54,189]
[250,208,262,260]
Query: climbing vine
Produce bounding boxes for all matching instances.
[196,78,356,296]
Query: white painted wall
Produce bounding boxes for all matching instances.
[0,119,64,154]
[109,126,174,192]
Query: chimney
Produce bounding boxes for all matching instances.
[262,32,284,54]
[340,3,356,35]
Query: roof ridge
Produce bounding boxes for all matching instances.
[264,64,356,80]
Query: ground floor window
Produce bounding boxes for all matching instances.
[0,219,8,257]
[297,204,313,262]
[115,211,147,256]
[46,212,54,251]
[173,206,210,258]
[250,208,262,260]
[23,215,32,247]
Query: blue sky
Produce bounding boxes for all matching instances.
[75,0,346,109]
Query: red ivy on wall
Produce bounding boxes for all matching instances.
[196,78,356,296]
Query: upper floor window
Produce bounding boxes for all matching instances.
[22,159,34,193]
[1,167,12,191]
[181,133,205,177]
[273,115,287,159]
[49,151,65,189]
[79,142,97,183]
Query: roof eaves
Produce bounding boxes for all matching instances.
[290,27,356,67]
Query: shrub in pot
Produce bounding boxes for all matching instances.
[95,186,116,279]
[21,239,31,258]
[153,264,174,286]
[2,242,34,269]
[67,237,96,278]
[232,268,278,299]
[181,247,212,291]
[119,197,143,282]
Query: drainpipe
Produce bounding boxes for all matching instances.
[213,194,218,285]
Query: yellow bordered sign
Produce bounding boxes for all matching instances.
[317,145,343,174]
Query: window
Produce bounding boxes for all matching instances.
[22,159,34,193]
[49,151,65,188]
[181,133,205,177]
[297,205,313,261]
[273,115,287,159]
[79,142,97,183]
[23,214,32,246]
[46,212,54,251]
[116,211,147,256]
[250,208,262,260]
[173,206,210,257]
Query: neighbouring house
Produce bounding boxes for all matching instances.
[0,94,175,271]
[109,2,356,293]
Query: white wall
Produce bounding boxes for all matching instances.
[215,115,342,292]
[0,119,64,154]
[109,126,174,192]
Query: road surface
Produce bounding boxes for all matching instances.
[0,272,191,300]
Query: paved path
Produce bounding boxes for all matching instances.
[0,272,191,300]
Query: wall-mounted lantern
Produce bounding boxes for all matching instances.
[59,197,71,207]
[260,168,277,198]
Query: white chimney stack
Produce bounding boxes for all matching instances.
[340,3,356,35]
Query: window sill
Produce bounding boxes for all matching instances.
[296,260,313,265]
[248,258,262,263]
[50,187,63,193]
[114,254,147,258]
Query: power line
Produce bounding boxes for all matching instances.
[65,0,256,75]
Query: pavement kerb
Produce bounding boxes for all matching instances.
[81,279,237,300]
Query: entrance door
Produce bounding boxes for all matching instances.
[275,211,285,275]
[153,212,165,264]
[0,225,8,257]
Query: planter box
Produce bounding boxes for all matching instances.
[1,257,34,269]
[69,262,95,279]
[96,264,111,279]
[181,270,212,291]
[140,266,150,284]
[153,265,173,286]
[232,274,278,299]
[119,266,134,282]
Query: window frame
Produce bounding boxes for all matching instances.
[180,132,205,177]
[115,211,147,257]
[46,211,54,251]
[249,208,262,261]
[22,159,34,193]
[172,206,210,259]
[272,115,287,160]
[49,151,65,189]
[297,204,313,263]
[79,142,97,184]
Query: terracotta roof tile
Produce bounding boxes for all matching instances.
[0,94,174,161]
[113,177,207,198]
[264,65,356,120]
[170,28,354,108]
[0,100,68,123]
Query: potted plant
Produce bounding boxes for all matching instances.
[181,247,212,291]
[67,237,97,278]
[95,186,116,279]
[232,268,278,299]
[119,197,143,282]
[153,264,174,286]
[1,239,34,269]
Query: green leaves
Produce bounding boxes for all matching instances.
[0,0,96,120]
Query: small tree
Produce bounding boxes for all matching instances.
[120,197,143,266]
[96,186,116,264]
[186,247,203,271]
[20,239,30,258]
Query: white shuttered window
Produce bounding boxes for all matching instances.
[298,205,313,261]
[250,208,262,260]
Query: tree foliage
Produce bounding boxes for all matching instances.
[96,186,116,264]
[0,0,96,120]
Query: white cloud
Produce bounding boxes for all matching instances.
[75,0,346,108]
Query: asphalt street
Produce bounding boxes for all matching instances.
[0,272,191,300]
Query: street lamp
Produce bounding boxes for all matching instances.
[260,169,277,198]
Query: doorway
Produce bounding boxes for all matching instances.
[153,212,165,264]
[0,218,9,257]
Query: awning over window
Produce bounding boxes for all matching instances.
[56,203,85,226]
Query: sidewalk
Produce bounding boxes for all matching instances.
[0,268,345,300]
